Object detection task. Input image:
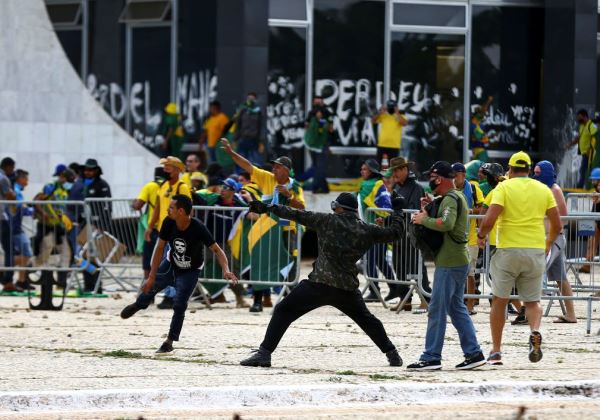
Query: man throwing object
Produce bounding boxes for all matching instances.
[240,192,405,368]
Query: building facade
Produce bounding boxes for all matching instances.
[46,0,599,185]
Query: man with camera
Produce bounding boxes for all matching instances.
[407,161,485,371]
[239,192,406,368]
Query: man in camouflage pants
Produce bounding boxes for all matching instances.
[240,192,405,368]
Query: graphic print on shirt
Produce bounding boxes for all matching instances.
[173,238,191,269]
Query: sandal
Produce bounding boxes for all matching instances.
[487,352,503,366]
[553,315,577,324]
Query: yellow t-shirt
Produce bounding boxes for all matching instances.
[467,181,484,246]
[491,177,557,249]
[374,113,405,149]
[203,112,230,148]
[156,179,191,230]
[137,181,160,224]
[251,167,305,207]
[578,120,598,156]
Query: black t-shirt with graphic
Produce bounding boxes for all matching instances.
[159,217,216,272]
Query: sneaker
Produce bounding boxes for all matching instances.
[511,307,528,325]
[2,283,23,293]
[249,302,263,313]
[507,304,518,315]
[406,360,441,371]
[157,297,174,310]
[386,349,403,367]
[487,352,503,366]
[528,331,543,363]
[156,341,174,354]
[455,352,486,370]
[383,291,400,302]
[120,303,141,319]
[240,347,271,367]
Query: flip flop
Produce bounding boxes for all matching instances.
[553,315,577,324]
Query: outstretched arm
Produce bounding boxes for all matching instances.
[209,243,238,284]
[367,212,405,243]
[220,137,254,174]
[250,201,326,229]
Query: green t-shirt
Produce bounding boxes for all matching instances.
[422,189,469,267]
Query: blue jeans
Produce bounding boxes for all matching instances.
[420,264,481,362]
[237,138,261,165]
[136,259,200,341]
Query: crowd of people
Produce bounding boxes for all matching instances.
[0,157,111,294]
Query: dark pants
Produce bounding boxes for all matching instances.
[260,280,395,353]
[578,153,589,189]
[304,150,329,192]
[136,259,199,341]
[393,246,431,302]
[142,229,159,271]
[237,138,260,165]
[1,221,14,284]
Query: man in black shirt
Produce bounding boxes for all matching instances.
[240,192,405,368]
[121,195,238,353]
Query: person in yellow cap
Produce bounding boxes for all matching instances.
[181,153,207,190]
[145,156,191,309]
[478,151,561,366]
[160,103,185,160]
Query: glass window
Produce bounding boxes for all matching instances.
[393,3,466,28]
[119,0,171,23]
[267,26,307,174]
[130,27,172,154]
[47,3,82,26]
[471,6,544,153]
[56,30,82,76]
[269,0,307,21]
[390,32,465,173]
[314,0,385,178]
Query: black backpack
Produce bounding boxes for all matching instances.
[408,191,467,261]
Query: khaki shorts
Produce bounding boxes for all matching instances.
[490,248,545,302]
[468,245,479,276]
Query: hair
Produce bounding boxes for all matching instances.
[209,100,221,109]
[0,157,15,168]
[247,91,257,98]
[509,164,530,174]
[172,194,193,215]
[239,171,251,181]
[313,95,323,100]
[15,169,28,179]
[577,109,589,118]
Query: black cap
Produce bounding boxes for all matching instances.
[334,192,358,211]
[269,156,292,171]
[83,158,102,175]
[386,99,397,108]
[481,162,504,178]
[451,162,466,173]
[425,161,456,179]
[364,158,381,175]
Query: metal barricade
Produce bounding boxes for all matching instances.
[0,199,93,308]
[361,207,600,333]
[192,205,302,303]
[83,198,143,292]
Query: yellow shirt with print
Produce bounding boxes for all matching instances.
[374,113,406,149]
[156,179,191,230]
[137,181,160,224]
[251,167,305,207]
[491,177,557,249]
[467,180,484,246]
[578,120,598,156]
[203,112,230,148]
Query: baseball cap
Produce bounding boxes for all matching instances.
[451,163,466,173]
[425,161,456,179]
[508,151,532,168]
[331,192,358,212]
[222,178,240,192]
[590,168,600,180]
[53,163,67,176]
[269,156,292,171]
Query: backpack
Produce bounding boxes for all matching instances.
[408,191,467,261]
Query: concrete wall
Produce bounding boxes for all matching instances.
[0,0,157,199]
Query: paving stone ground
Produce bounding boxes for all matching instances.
[0,262,598,418]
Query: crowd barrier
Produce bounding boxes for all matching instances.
[362,206,600,334]
[0,199,301,306]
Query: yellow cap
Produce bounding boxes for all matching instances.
[164,102,178,114]
[159,156,185,172]
[190,171,208,183]
[508,151,531,168]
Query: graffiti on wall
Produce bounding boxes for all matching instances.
[86,70,217,154]
[266,73,305,150]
